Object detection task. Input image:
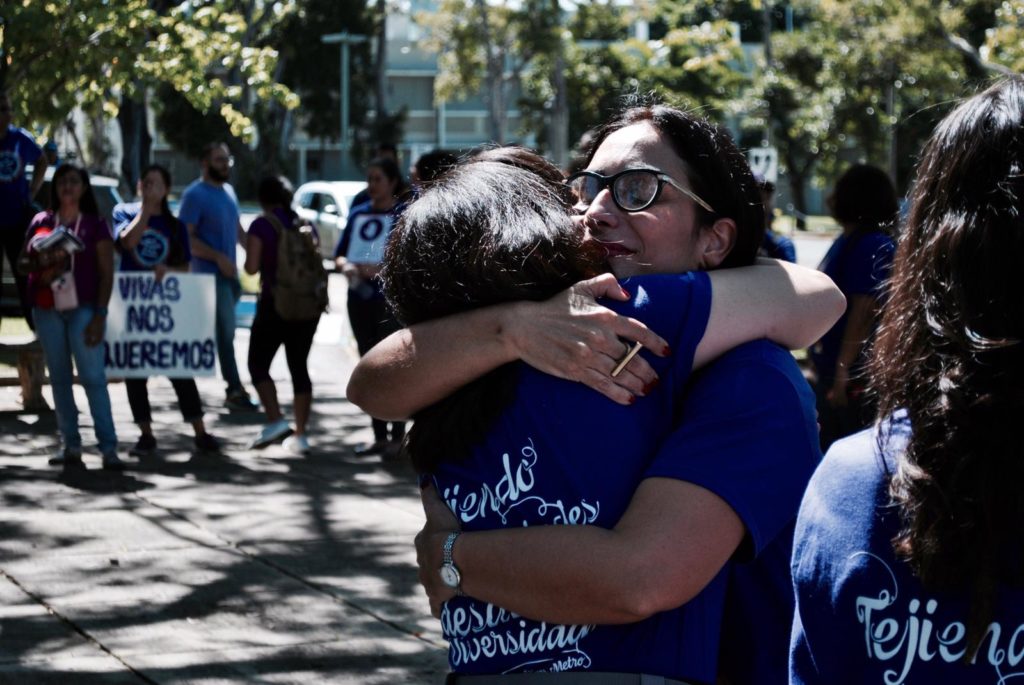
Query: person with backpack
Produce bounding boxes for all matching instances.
[244,175,327,454]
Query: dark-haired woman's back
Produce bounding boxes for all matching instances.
[791,77,1024,684]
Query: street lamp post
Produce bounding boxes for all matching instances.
[321,31,369,175]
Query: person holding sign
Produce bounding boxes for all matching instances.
[18,164,122,473]
[244,175,322,455]
[334,157,406,457]
[113,164,221,458]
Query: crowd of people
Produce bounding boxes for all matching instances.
[4,73,1023,684]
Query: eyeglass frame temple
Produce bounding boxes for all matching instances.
[658,174,715,214]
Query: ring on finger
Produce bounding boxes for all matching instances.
[611,341,643,378]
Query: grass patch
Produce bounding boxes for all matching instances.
[0,317,32,338]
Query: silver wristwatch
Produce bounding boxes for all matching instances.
[439,531,462,594]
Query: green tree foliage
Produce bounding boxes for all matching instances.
[0,0,297,147]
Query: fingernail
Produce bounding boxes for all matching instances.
[627,394,636,405]
[643,378,659,394]
[620,287,630,298]
[662,344,672,356]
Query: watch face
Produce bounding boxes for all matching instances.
[440,563,461,589]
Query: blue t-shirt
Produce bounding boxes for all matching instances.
[810,230,895,382]
[761,231,797,263]
[791,418,1024,684]
[334,201,402,301]
[113,202,192,272]
[177,179,240,275]
[0,126,42,223]
[433,272,725,680]
[643,340,821,685]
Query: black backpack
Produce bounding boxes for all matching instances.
[264,212,328,321]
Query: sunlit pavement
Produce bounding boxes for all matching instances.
[0,291,447,683]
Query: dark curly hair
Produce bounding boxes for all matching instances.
[381,147,604,473]
[870,76,1024,659]
[583,98,765,269]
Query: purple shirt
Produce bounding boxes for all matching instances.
[26,210,111,307]
[247,207,315,298]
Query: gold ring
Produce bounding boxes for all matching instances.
[610,341,643,378]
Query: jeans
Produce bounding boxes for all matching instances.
[33,306,118,456]
[214,274,242,394]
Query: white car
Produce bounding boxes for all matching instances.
[293,180,368,264]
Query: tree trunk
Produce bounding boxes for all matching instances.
[474,0,504,143]
[549,50,569,167]
[375,0,388,128]
[117,91,152,194]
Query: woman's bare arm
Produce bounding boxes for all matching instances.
[348,263,843,421]
[346,274,671,419]
[416,478,744,624]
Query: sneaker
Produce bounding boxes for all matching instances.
[102,453,126,472]
[49,448,82,466]
[129,434,157,458]
[194,432,221,454]
[225,390,259,412]
[249,419,292,449]
[283,434,311,455]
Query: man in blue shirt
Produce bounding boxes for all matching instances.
[178,142,257,411]
[0,91,48,328]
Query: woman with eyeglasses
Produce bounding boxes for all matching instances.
[383,145,839,683]
[350,102,842,684]
[18,164,121,473]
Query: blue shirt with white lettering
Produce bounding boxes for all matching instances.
[177,179,240,275]
[433,273,732,681]
[113,202,191,272]
[791,416,1024,684]
[0,125,42,224]
[645,340,821,685]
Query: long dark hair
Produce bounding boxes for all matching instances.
[584,98,764,268]
[827,163,899,233]
[381,148,604,473]
[50,164,100,217]
[870,76,1024,657]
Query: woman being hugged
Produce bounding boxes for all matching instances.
[791,76,1024,683]
[19,164,121,473]
[114,164,220,458]
[244,175,321,454]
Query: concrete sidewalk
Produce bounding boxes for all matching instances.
[0,320,449,683]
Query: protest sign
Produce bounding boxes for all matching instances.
[104,273,217,378]
[345,212,394,264]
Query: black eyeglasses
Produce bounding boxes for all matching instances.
[566,168,715,214]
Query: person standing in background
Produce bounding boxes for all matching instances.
[178,142,258,412]
[335,157,406,457]
[756,174,796,263]
[244,175,323,455]
[810,164,897,450]
[0,90,48,328]
[19,164,121,473]
[114,164,221,458]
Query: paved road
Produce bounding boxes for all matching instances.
[0,315,448,683]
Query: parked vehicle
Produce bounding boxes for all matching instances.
[1,168,123,314]
[292,181,367,265]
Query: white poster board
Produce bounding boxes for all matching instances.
[345,213,394,265]
[104,273,217,378]
[748,147,779,184]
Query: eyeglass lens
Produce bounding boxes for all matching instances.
[570,170,661,211]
